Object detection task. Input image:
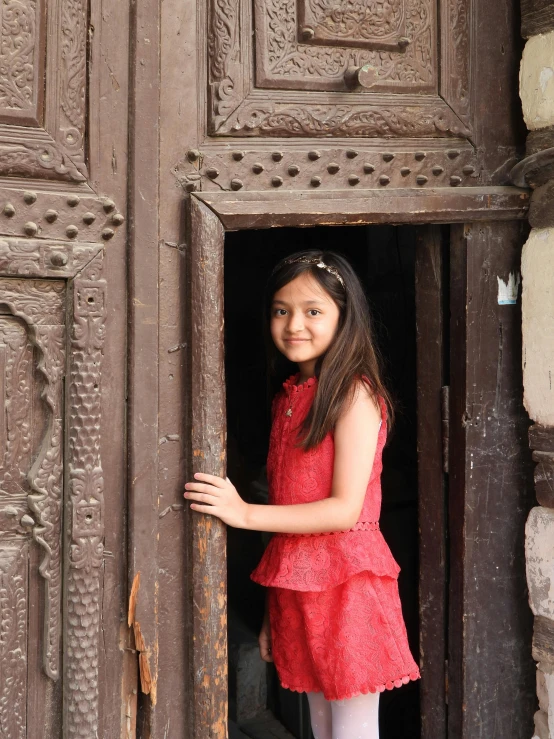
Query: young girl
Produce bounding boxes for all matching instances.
[184,250,420,739]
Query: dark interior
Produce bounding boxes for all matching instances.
[224,225,421,739]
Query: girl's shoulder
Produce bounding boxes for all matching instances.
[343,374,386,423]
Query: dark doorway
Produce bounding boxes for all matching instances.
[224,225,428,739]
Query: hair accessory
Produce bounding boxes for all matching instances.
[284,255,345,288]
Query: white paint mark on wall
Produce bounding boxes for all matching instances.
[540,66,554,92]
[497,271,520,305]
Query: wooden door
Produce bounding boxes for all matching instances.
[0,1,130,736]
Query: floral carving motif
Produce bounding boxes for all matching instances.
[0,320,32,493]
[221,101,470,137]
[446,0,470,120]
[60,0,86,133]
[208,0,243,129]
[301,0,405,46]
[0,139,87,181]
[0,545,27,738]
[0,278,66,681]
[0,240,102,278]
[0,0,37,111]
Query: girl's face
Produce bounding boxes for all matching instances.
[270,271,341,377]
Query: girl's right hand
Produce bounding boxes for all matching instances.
[259,617,273,663]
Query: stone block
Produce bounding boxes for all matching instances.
[522,229,554,426]
[526,507,554,619]
[534,708,550,739]
[520,31,554,130]
[537,668,554,737]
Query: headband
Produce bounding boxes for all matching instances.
[283,255,346,289]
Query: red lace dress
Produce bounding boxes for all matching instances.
[250,374,421,701]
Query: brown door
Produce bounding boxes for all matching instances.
[0,1,129,736]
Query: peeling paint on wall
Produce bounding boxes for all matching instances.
[497,271,520,304]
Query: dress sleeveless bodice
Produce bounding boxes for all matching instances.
[250,374,401,592]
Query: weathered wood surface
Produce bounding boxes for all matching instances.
[415,226,447,738]
[128,0,161,731]
[89,0,133,735]
[533,615,554,663]
[195,188,529,229]
[448,222,536,739]
[189,197,228,739]
[529,425,554,508]
[527,126,554,156]
[521,0,554,37]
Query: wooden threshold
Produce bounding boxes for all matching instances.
[193,186,529,230]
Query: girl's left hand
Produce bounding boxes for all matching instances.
[184,473,249,529]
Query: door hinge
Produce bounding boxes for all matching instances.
[441,385,449,474]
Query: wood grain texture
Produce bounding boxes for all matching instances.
[128,0,161,729]
[87,0,132,733]
[415,225,447,738]
[530,426,554,508]
[532,615,554,663]
[448,222,536,739]
[521,0,554,38]
[194,187,529,229]
[189,197,228,739]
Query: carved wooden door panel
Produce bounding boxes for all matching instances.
[0,278,65,738]
[0,0,129,736]
[208,0,469,140]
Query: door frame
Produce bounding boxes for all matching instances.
[186,186,529,738]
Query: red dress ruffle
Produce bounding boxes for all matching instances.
[250,374,421,701]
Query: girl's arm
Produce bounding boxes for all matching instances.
[184,381,381,534]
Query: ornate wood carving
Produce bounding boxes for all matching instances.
[206,0,471,137]
[64,252,106,737]
[0,185,125,243]
[440,0,471,127]
[0,278,66,681]
[0,543,28,738]
[0,239,102,277]
[176,144,477,192]
[0,0,45,124]
[255,0,434,91]
[0,0,89,181]
[297,0,407,51]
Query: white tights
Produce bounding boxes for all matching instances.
[307,691,380,739]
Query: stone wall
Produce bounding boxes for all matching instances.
[517,8,554,737]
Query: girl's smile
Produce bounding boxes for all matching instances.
[270,272,340,379]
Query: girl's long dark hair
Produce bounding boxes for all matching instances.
[265,249,394,449]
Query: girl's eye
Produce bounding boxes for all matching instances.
[308,309,321,316]
[274,308,287,316]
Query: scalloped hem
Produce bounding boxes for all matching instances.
[279,669,421,702]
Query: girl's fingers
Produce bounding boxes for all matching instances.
[185,492,218,504]
[192,472,227,488]
[190,503,220,515]
[185,482,221,496]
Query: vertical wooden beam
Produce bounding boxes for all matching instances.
[128,0,160,728]
[448,222,536,739]
[189,196,228,739]
[415,225,447,739]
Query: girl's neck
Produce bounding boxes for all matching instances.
[296,361,317,385]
